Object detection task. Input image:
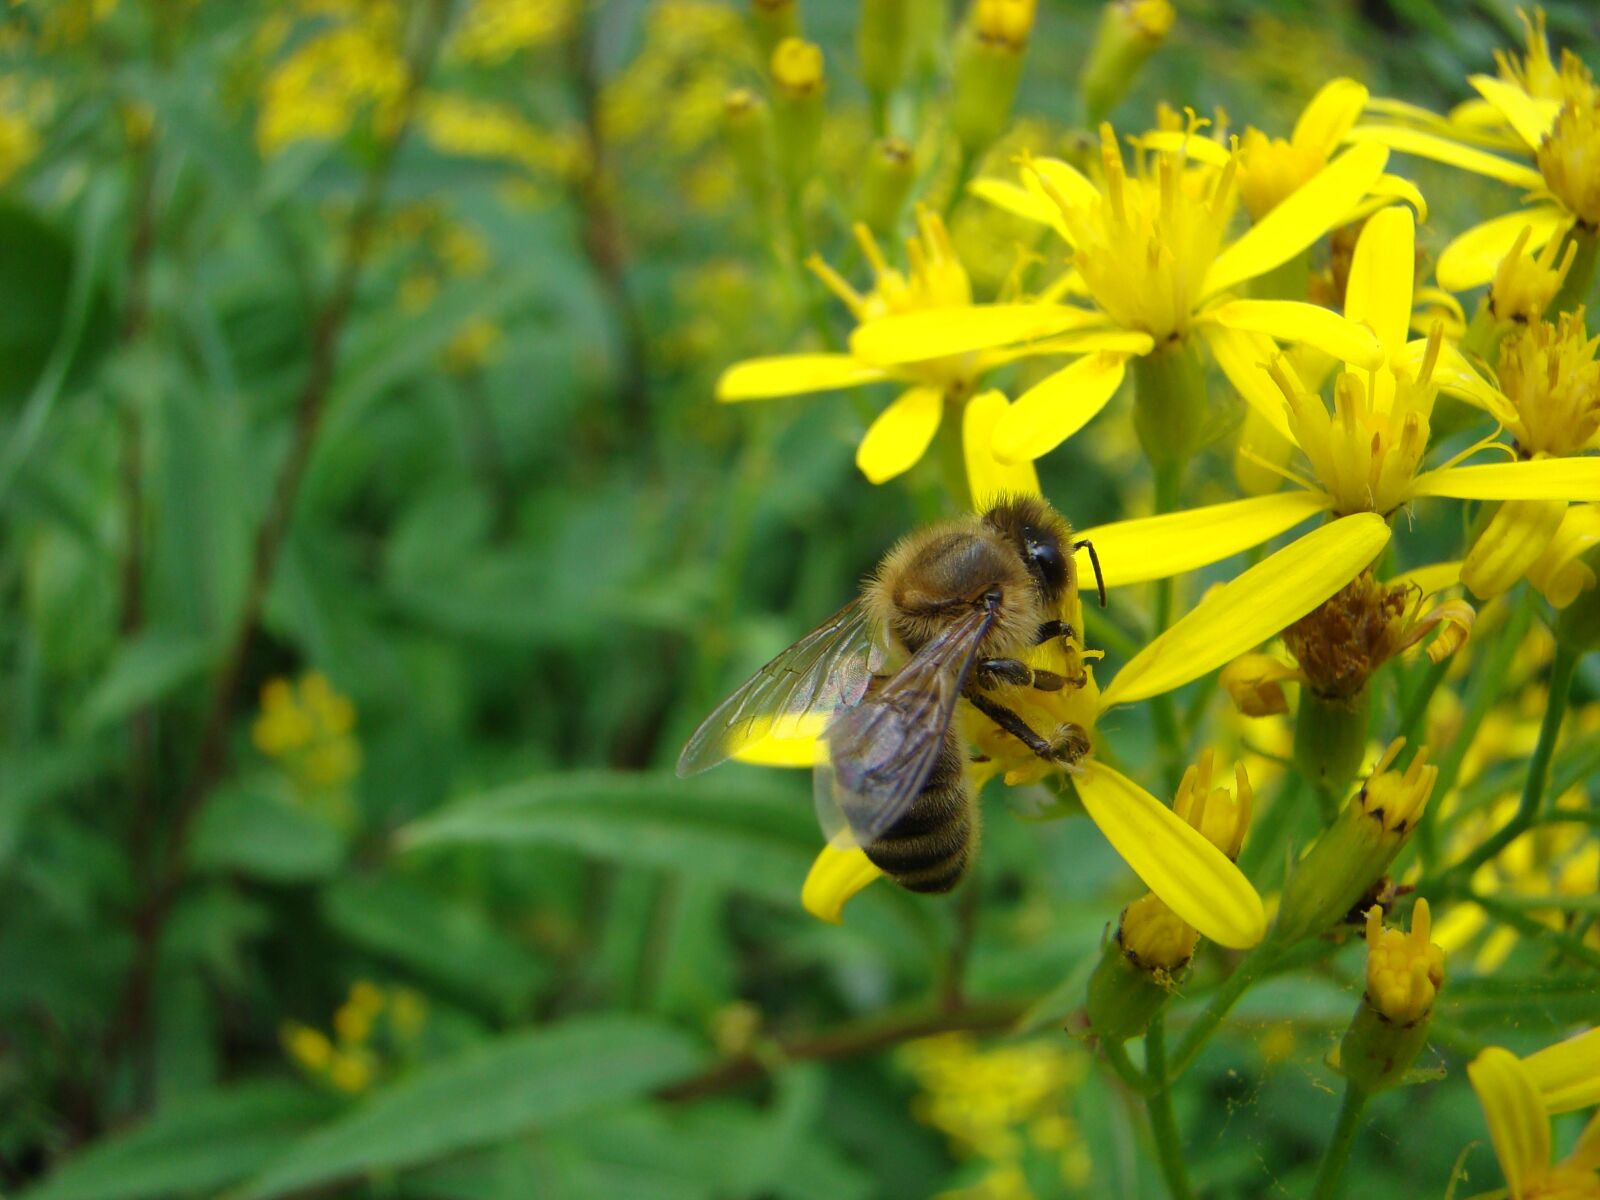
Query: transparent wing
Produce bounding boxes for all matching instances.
[823,605,993,844]
[677,599,883,777]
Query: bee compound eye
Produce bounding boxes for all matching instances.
[1028,539,1066,588]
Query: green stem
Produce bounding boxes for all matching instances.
[1396,657,1450,868]
[941,142,978,221]
[1149,462,1185,788]
[1550,224,1600,316]
[1430,641,1576,889]
[1144,1016,1195,1200]
[1168,943,1280,1080]
[1101,1037,1153,1095]
[1309,1084,1370,1200]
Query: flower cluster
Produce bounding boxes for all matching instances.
[281,980,428,1094]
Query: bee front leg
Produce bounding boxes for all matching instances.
[1033,620,1077,646]
[965,691,1071,763]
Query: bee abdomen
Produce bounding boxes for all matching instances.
[863,750,976,894]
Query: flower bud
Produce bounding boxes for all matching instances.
[950,0,1035,155]
[856,136,916,235]
[1086,894,1192,1041]
[723,88,774,209]
[1174,751,1254,861]
[1079,0,1175,125]
[769,38,824,190]
[1219,653,1297,718]
[1489,224,1577,326]
[858,0,909,111]
[1336,900,1444,1092]
[1274,741,1437,947]
[1538,97,1600,228]
[750,0,800,61]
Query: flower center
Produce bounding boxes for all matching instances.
[1538,94,1600,228]
[1497,311,1600,455]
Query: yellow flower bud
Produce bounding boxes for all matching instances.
[972,0,1035,49]
[1489,224,1578,325]
[1173,750,1253,861]
[1274,741,1438,946]
[1120,892,1198,972]
[281,1021,334,1072]
[1363,899,1444,1025]
[1336,901,1445,1092]
[770,36,824,97]
[1219,652,1298,717]
[1079,0,1174,124]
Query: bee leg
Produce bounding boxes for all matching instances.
[1033,620,1077,646]
[975,658,1067,691]
[964,691,1059,762]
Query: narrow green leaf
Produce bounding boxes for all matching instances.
[76,630,213,732]
[238,1017,706,1199]
[20,1082,333,1200]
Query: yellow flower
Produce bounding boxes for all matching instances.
[1491,224,1580,324]
[448,0,571,64]
[1469,1044,1600,1200]
[1463,313,1600,599]
[856,122,1390,463]
[252,671,362,793]
[1075,208,1600,593]
[1351,12,1600,289]
[256,5,409,156]
[717,211,1089,484]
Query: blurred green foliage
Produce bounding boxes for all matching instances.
[2,1,1598,1198]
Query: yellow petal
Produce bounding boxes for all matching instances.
[1199,324,1296,442]
[1401,339,1517,424]
[1389,560,1462,596]
[1205,299,1384,369]
[1437,208,1571,292]
[992,352,1128,464]
[969,177,1063,232]
[1468,1047,1551,1200]
[1364,173,1429,222]
[856,386,944,484]
[850,304,1104,366]
[732,729,825,767]
[718,354,891,401]
[1077,493,1327,588]
[1570,1112,1600,1174]
[1521,1027,1600,1115]
[1345,124,1545,191]
[964,390,1040,510]
[1529,504,1600,609]
[1133,130,1233,167]
[1099,514,1391,708]
[801,834,884,924]
[1344,205,1414,357]
[1461,498,1567,600]
[1292,78,1369,158]
[1469,75,1561,152]
[1075,762,1266,949]
[1029,155,1102,214]
[1415,458,1600,502]
[1203,142,1388,299]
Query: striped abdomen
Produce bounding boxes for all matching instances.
[863,733,976,893]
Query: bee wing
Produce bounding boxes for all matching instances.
[676,598,883,777]
[824,604,993,844]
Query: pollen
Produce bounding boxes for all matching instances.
[1363,899,1445,1025]
[1536,95,1600,228]
[1497,311,1600,456]
[1038,121,1237,342]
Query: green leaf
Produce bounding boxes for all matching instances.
[19,1081,334,1200]
[318,874,546,1013]
[189,777,347,883]
[398,770,821,908]
[75,629,213,732]
[237,1017,706,1200]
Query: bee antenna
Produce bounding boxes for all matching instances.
[1074,539,1108,608]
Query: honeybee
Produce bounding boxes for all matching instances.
[677,495,1105,895]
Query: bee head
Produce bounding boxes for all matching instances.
[982,495,1074,605]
